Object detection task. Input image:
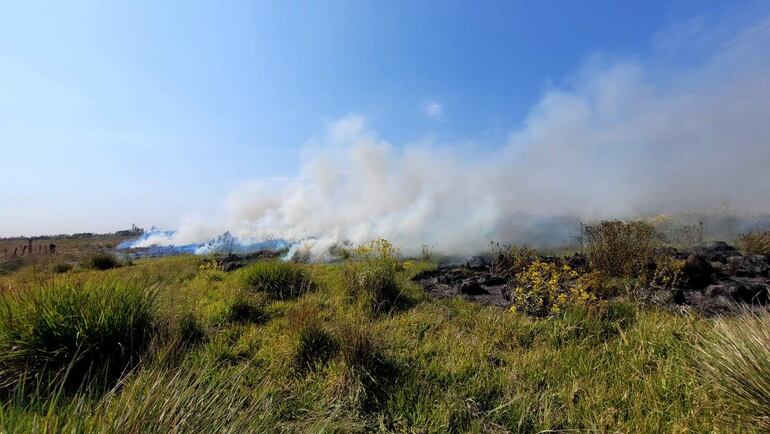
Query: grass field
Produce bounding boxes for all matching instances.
[0,236,765,433]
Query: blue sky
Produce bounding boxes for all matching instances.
[0,0,766,236]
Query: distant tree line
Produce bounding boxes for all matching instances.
[0,224,145,241]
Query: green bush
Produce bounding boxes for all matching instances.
[740,230,770,255]
[86,253,121,271]
[580,220,662,277]
[0,279,158,395]
[240,261,313,300]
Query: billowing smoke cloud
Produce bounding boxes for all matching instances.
[145,14,770,259]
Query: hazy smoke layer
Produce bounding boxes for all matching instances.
[165,15,770,258]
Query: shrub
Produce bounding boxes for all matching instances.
[240,261,313,300]
[86,253,120,271]
[740,230,770,255]
[508,260,594,317]
[420,244,433,261]
[575,271,614,298]
[0,279,158,395]
[580,220,662,277]
[343,239,405,316]
[696,310,770,430]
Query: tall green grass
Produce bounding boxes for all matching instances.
[0,278,158,396]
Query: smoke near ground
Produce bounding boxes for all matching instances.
[145,13,770,259]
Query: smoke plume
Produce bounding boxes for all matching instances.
[149,14,770,259]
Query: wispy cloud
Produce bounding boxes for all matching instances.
[422,100,443,119]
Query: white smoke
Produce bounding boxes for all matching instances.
[160,14,770,258]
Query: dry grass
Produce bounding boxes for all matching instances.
[580,220,662,277]
[696,309,770,430]
[740,230,770,255]
[0,234,133,273]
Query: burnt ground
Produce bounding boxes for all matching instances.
[414,241,770,315]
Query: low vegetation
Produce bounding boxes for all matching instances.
[491,243,538,276]
[0,233,763,432]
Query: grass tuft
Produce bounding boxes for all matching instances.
[333,321,397,413]
[0,278,158,396]
[240,261,313,300]
[344,239,408,316]
[51,262,73,274]
[223,292,266,324]
[696,309,770,430]
[86,253,121,271]
[0,259,24,276]
[289,303,338,372]
[175,312,206,347]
